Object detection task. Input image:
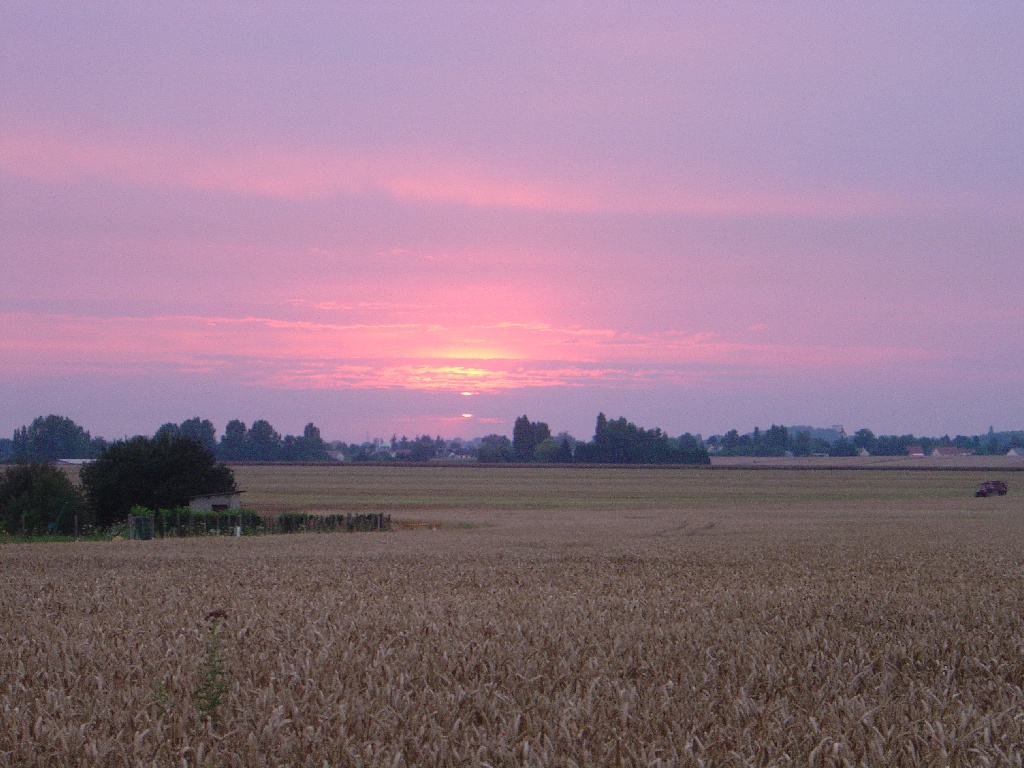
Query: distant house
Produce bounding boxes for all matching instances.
[189,492,244,512]
[932,446,970,457]
[906,445,926,457]
[1008,448,1021,457]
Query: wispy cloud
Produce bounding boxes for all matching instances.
[5,126,998,219]
[1,311,945,392]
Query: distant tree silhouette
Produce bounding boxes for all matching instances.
[512,415,551,461]
[574,414,709,464]
[12,415,102,462]
[478,435,514,463]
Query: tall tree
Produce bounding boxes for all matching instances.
[852,428,876,454]
[245,420,282,461]
[577,414,707,464]
[677,433,711,465]
[12,415,96,462]
[218,420,248,461]
[553,436,575,463]
[154,422,180,441]
[281,422,331,462]
[512,415,551,462]
[759,425,789,457]
[179,418,217,454]
[792,430,812,457]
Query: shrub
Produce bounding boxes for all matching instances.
[0,463,91,535]
[81,435,236,528]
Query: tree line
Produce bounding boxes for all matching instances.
[476,414,710,465]
[4,413,1022,467]
[706,425,1024,457]
[1,415,334,464]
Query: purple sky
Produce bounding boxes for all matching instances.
[2,3,1022,443]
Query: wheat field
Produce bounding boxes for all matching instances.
[3,466,1024,766]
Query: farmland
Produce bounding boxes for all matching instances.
[3,466,1024,766]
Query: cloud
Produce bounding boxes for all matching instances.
[1,311,945,394]
[7,125,1007,219]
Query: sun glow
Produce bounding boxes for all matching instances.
[0,311,947,394]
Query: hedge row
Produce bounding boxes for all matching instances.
[125,506,391,538]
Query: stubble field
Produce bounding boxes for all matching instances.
[3,465,1024,766]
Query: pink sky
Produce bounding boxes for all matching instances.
[2,3,1022,442]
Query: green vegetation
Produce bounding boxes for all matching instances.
[10,415,105,463]
[0,463,91,535]
[194,616,229,727]
[216,419,330,462]
[80,435,236,527]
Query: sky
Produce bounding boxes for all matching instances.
[2,3,1022,443]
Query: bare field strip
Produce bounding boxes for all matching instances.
[4,468,1024,766]
[711,455,1024,471]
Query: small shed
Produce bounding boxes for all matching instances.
[189,492,244,512]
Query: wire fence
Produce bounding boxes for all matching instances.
[126,508,391,539]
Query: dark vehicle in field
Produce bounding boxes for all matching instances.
[975,480,1008,497]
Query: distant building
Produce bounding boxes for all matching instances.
[1008,448,1021,457]
[906,445,926,457]
[189,492,244,512]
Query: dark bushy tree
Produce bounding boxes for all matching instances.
[281,423,331,462]
[553,436,575,463]
[677,433,711,465]
[179,418,218,454]
[477,435,514,463]
[218,419,248,461]
[81,435,236,527]
[532,437,561,462]
[759,425,789,457]
[874,435,912,456]
[574,414,709,464]
[12,415,101,462]
[829,438,858,457]
[792,430,812,457]
[0,464,91,535]
[407,435,437,462]
[245,420,282,461]
[852,428,876,454]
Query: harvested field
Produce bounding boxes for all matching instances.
[3,467,1024,766]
